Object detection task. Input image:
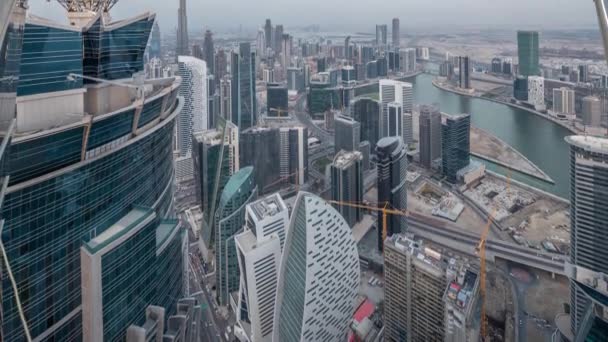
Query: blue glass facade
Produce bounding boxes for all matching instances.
[441,114,471,183]
[17,23,83,96]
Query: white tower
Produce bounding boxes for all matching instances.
[379,79,413,138]
[178,56,208,156]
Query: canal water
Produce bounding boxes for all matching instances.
[403,73,572,199]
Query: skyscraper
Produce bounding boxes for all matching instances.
[441,114,471,183]
[560,136,608,339]
[376,24,388,46]
[273,192,360,341]
[387,102,403,138]
[376,137,408,251]
[203,30,215,76]
[220,75,232,120]
[517,30,540,77]
[256,28,265,58]
[235,194,289,342]
[231,43,257,130]
[176,0,189,57]
[267,83,288,117]
[335,114,361,153]
[149,21,162,59]
[192,121,240,246]
[399,48,417,74]
[264,19,273,49]
[215,48,228,83]
[0,6,185,340]
[191,44,203,59]
[351,97,381,150]
[403,112,413,146]
[274,24,284,53]
[582,96,603,127]
[281,33,292,73]
[458,56,471,89]
[392,18,400,47]
[527,76,545,109]
[215,166,258,306]
[419,104,443,169]
[552,87,576,116]
[331,150,364,227]
[178,56,208,156]
[344,35,352,60]
[240,127,280,192]
[379,79,413,138]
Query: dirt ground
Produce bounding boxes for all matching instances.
[500,198,570,246]
[408,192,487,233]
[524,272,569,341]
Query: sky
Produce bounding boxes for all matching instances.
[29,0,599,34]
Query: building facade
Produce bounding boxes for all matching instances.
[581,96,602,127]
[552,87,576,116]
[392,18,400,47]
[527,76,545,109]
[379,80,413,138]
[517,30,540,77]
[176,0,189,57]
[419,104,443,169]
[441,114,471,183]
[335,115,361,153]
[267,83,288,117]
[351,97,381,150]
[331,150,364,227]
[458,56,471,89]
[375,24,388,46]
[178,56,208,156]
[273,192,360,341]
[231,43,257,130]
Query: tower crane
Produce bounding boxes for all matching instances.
[268,107,288,117]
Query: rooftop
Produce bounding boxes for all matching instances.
[84,207,153,254]
[333,150,363,168]
[248,193,288,222]
[565,135,608,155]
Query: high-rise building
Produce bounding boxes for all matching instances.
[384,234,480,342]
[376,24,388,46]
[317,56,327,72]
[491,57,502,73]
[403,112,413,146]
[579,64,590,83]
[176,0,189,57]
[513,75,529,101]
[376,137,407,251]
[203,30,215,76]
[458,56,471,89]
[344,35,352,60]
[263,68,274,83]
[215,166,258,306]
[439,61,455,79]
[149,21,162,59]
[581,96,603,127]
[256,28,266,59]
[379,80,413,138]
[281,34,292,72]
[267,83,288,117]
[215,48,228,83]
[287,67,305,92]
[335,114,361,153]
[392,18,400,47]
[351,97,381,150]
[441,114,471,183]
[178,56,208,156]
[517,30,540,77]
[235,194,289,342]
[220,75,232,120]
[342,65,356,85]
[419,104,443,169]
[387,102,403,138]
[557,136,608,340]
[192,122,240,246]
[231,43,257,130]
[331,150,364,227]
[191,44,203,59]
[0,6,185,340]
[527,76,545,109]
[416,47,430,61]
[552,87,576,116]
[502,58,513,75]
[273,192,360,341]
[274,24,284,53]
[399,48,417,74]
[264,19,273,49]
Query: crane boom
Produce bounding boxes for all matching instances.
[594,0,608,68]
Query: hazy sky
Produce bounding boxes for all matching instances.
[29,0,599,34]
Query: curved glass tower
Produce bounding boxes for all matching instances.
[0,7,185,341]
[273,192,360,342]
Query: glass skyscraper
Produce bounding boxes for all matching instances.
[0,8,185,341]
[231,43,257,130]
[441,114,471,183]
[517,30,540,77]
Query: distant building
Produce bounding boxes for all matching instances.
[351,97,381,150]
[442,114,471,183]
[176,0,189,57]
[267,83,288,117]
[415,47,430,61]
[235,194,289,342]
[307,81,341,114]
[287,67,305,92]
[317,56,327,72]
[513,75,528,101]
[220,76,232,120]
[192,44,203,60]
[552,87,575,116]
[379,79,413,138]
[579,64,590,83]
[273,192,360,341]
[502,58,513,75]
[387,102,403,138]
[149,21,161,59]
[231,43,257,130]
[491,57,502,73]
[392,18,400,47]
[527,76,545,110]
[376,137,407,251]
[384,234,480,342]
[376,24,388,46]
[335,115,361,153]
[403,112,413,146]
[263,68,274,83]
[203,30,215,76]
[399,48,417,74]
[127,298,203,342]
[178,56,208,156]
[419,104,443,169]
[264,19,273,49]
[439,61,455,80]
[342,65,356,84]
[517,30,540,77]
[215,167,258,306]
[582,96,603,127]
[331,150,364,227]
[274,24,284,53]
[569,69,580,83]
[458,56,471,89]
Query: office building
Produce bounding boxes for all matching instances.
[274,24,284,53]
[502,58,513,75]
[307,81,342,114]
[267,83,288,116]
[342,65,356,84]
[376,24,388,46]
[376,137,408,251]
[416,47,430,61]
[220,76,232,120]
[127,298,203,342]
[192,122,240,246]
[579,64,590,83]
[458,56,471,89]
[392,18,400,47]
[582,96,603,127]
[235,194,289,342]
[513,76,528,101]
[287,67,305,92]
[256,28,266,59]
[281,34,292,72]
[317,56,327,72]
[178,56,208,156]
[0,6,184,340]
[441,114,471,183]
[399,48,417,74]
[146,57,163,79]
[517,30,540,77]
[384,234,480,342]
[192,44,203,60]
[203,30,215,76]
[335,114,361,153]
[419,104,443,169]
[344,35,352,60]
[359,140,371,170]
[215,167,258,306]
[264,19,272,49]
[527,76,545,109]
[491,57,502,73]
[552,87,576,116]
[439,61,455,80]
[263,68,274,83]
[331,150,364,227]
[555,136,608,341]
[176,0,189,56]
[149,21,161,59]
[403,112,413,146]
[215,48,228,82]
[351,98,381,150]
[379,79,413,138]
[231,43,257,130]
[273,192,360,341]
[387,102,403,138]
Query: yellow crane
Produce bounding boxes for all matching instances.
[269,107,288,117]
